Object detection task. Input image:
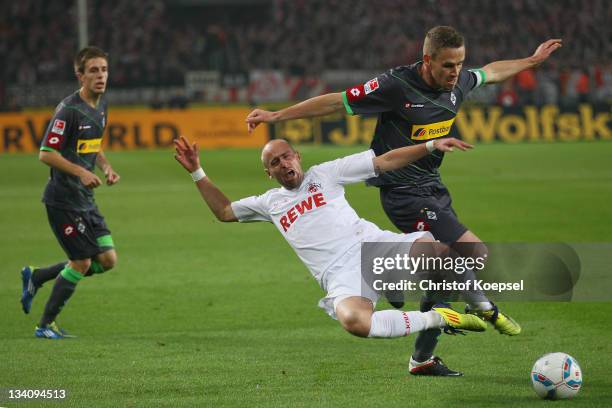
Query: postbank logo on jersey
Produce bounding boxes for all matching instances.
[279,192,327,232]
[77,138,102,154]
[410,118,456,140]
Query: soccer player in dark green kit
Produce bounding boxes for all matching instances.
[246,26,561,376]
[20,46,120,339]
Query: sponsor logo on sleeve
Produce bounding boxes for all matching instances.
[346,84,365,102]
[51,119,66,135]
[364,77,379,94]
[410,118,456,140]
[45,133,64,149]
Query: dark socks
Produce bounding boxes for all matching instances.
[31,262,67,288]
[413,330,442,362]
[39,267,82,327]
[412,299,442,362]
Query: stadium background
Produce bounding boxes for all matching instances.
[1,0,610,151]
[1,0,611,406]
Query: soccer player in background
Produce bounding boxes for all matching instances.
[174,135,494,374]
[20,46,119,339]
[246,26,561,376]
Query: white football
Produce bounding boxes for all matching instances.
[531,352,583,399]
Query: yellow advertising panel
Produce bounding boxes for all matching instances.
[269,104,610,144]
[454,104,611,143]
[0,107,268,153]
[1,104,609,153]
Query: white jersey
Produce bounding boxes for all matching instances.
[231,150,384,282]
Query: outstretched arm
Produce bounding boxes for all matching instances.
[174,136,237,222]
[246,92,344,133]
[373,138,473,174]
[482,39,562,84]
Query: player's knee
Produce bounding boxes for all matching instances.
[454,231,488,259]
[338,310,371,338]
[413,234,447,258]
[69,258,91,274]
[98,250,117,270]
[453,240,488,259]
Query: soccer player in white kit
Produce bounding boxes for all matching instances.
[174,135,488,372]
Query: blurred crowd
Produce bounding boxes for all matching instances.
[1,0,610,109]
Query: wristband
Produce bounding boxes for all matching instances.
[191,168,206,182]
[425,140,436,153]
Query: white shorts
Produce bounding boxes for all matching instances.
[318,230,432,319]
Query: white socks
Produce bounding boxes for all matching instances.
[368,310,444,338]
[422,310,444,330]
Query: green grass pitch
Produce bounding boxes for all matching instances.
[1,141,612,407]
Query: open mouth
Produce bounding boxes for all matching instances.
[286,170,296,178]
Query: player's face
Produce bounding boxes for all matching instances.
[264,145,304,190]
[78,57,108,95]
[427,46,465,91]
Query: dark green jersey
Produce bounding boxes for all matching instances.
[342,62,485,188]
[40,91,108,211]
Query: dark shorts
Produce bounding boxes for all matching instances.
[46,204,114,260]
[379,185,468,245]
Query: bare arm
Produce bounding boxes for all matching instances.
[482,39,562,84]
[174,136,237,222]
[96,150,120,185]
[246,92,344,133]
[372,138,472,174]
[39,150,102,188]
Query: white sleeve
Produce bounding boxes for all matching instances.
[315,149,376,185]
[230,195,272,223]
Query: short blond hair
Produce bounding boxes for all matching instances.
[423,26,464,58]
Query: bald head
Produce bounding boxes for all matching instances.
[261,138,303,189]
[261,139,294,167]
